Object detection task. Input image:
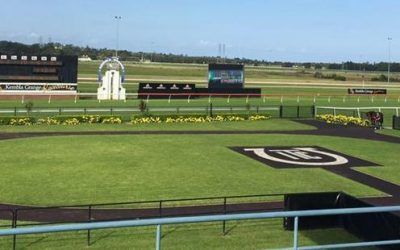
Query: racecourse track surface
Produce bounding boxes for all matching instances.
[1,119,400,223]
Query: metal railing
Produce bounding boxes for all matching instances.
[0,192,287,249]
[0,105,316,118]
[315,106,400,117]
[1,205,400,250]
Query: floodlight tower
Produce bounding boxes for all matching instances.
[115,16,122,58]
[387,37,393,84]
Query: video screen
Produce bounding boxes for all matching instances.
[208,64,244,89]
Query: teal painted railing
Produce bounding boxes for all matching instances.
[1,205,400,250]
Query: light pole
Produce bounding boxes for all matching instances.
[115,16,122,58]
[388,37,392,84]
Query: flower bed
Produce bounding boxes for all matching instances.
[316,114,370,127]
[131,114,271,124]
[0,115,123,126]
[0,114,271,126]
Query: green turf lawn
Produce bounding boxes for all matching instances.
[0,220,374,250]
[0,132,394,206]
[77,60,400,85]
[0,94,399,125]
[377,129,400,137]
[1,90,400,108]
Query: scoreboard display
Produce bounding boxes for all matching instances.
[0,54,78,94]
[208,64,244,89]
[0,55,77,83]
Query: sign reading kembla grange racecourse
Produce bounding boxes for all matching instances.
[230,146,378,168]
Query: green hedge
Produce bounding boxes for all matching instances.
[0,115,123,126]
[50,115,123,123]
[0,116,36,125]
[131,113,272,121]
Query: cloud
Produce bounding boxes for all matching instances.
[199,40,216,47]
[28,32,40,38]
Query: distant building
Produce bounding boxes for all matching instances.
[78,55,92,61]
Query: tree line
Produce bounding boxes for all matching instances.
[0,40,398,72]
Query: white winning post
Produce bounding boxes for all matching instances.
[97,57,126,101]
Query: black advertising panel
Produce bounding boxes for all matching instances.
[208,64,244,89]
[0,54,78,83]
[348,89,387,95]
[138,83,196,99]
[284,192,400,249]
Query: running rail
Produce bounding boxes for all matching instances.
[315,106,400,117]
[1,206,400,250]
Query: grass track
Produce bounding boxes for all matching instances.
[0,133,393,206]
[0,220,371,250]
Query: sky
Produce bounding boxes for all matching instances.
[0,0,399,62]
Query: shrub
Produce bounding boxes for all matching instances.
[0,116,36,125]
[131,114,271,124]
[37,117,61,125]
[314,72,346,81]
[0,115,123,126]
[102,117,122,124]
[9,117,35,126]
[316,114,370,127]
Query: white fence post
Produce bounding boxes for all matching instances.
[156,224,162,250]
[293,216,299,250]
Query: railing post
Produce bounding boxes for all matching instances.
[310,105,313,117]
[87,205,92,246]
[110,107,113,115]
[14,107,17,116]
[293,216,299,250]
[156,224,162,250]
[210,103,213,117]
[59,107,62,115]
[297,106,300,118]
[159,201,162,217]
[13,209,18,250]
[279,105,283,118]
[222,197,227,235]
